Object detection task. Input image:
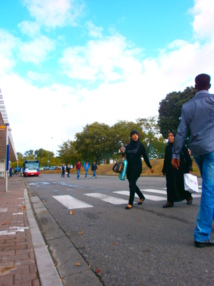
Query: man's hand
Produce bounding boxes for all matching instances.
[171,158,180,170]
[151,168,154,174]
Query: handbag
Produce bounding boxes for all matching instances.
[184,173,199,193]
[112,159,125,173]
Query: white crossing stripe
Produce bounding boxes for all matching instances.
[114,190,166,201]
[85,193,127,205]
[143,189,201,199]
[53,195,93,209]
[192,194,201,198]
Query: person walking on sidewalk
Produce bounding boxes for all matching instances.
[172,73,214,248]
[162,130,193,208]
[120,130,154,209]
[91,161,98,178]
[75,161,82,179]
[61,164,65,178]
[83,160,90,179]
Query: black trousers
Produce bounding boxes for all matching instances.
[127,170,144,205]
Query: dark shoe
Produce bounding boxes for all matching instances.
[187,197,193,205]
[163,202,174,208]
[195,238,214,248]
[138,197,145,205]
[125,204,133,209]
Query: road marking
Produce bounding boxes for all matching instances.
[85,193,127,205]
[114,190,166,201]
[53,195,93,209]
[0,226,29,236]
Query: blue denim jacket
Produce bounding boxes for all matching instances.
[173,90,214,158]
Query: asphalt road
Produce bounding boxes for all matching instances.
[25,174,214,286]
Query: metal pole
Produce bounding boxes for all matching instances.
[5,123,9,192]
[51,137,53,166]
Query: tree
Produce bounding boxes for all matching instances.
[34,148,53,159]
[109,121,143,149]
[75,122,111,163]
[57,140,80,165]
[158,86,195,138]
[137,116,166,158]
[24,149,34,158]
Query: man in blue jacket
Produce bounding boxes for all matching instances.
[172,73,214,248]
[83,161,90,179]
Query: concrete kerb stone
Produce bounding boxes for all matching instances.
[27,186,103,286]
[24,188,63,286]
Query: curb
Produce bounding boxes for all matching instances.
[24,188,63,286]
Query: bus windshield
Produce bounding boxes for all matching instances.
[23,160,40,172]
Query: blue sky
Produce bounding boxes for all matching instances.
[0,0,214,155]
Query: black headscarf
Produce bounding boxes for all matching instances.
[167,130,175,146]
[167,130,175,137]
[126,130,140,151]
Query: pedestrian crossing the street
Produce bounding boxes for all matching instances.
[52,189,202,210]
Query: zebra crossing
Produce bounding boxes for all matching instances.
[53,188,202,210]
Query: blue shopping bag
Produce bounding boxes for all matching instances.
[119,159,128,181]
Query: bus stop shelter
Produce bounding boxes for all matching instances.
[0,89,17,190]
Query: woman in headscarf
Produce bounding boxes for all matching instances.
[120,130,154,209]
[162,130,193,208]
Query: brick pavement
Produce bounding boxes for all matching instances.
[0,176,40,286]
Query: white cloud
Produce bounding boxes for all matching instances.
[18,21,40,37]
[0,30,18,75]
[59,34,143,82]
[85,21,103,38]
[22,0,85,28]
[190,0,214,39]
[27,71,51,82]
[18,36,55,64]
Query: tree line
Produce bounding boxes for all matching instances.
[12,86,195,168]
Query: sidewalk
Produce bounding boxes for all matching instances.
[0,176,62,286]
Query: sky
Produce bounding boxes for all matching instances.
[0,0,214,156]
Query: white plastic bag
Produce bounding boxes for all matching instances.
[184,173,199,193]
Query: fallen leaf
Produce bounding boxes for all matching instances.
[0,265,16,275]
[78,231,84,235]
[75,262,81,266]
[2,221,8,225]
[113,241,117,246]
[20,205,26,210]
[95,268,101,273]
[70,210,75,215]
[89,265,91,269]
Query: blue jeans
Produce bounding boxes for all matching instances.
[85,170,88,178]
[93,170,96,177]
[77,169,80,179]
[194,150,214,242]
